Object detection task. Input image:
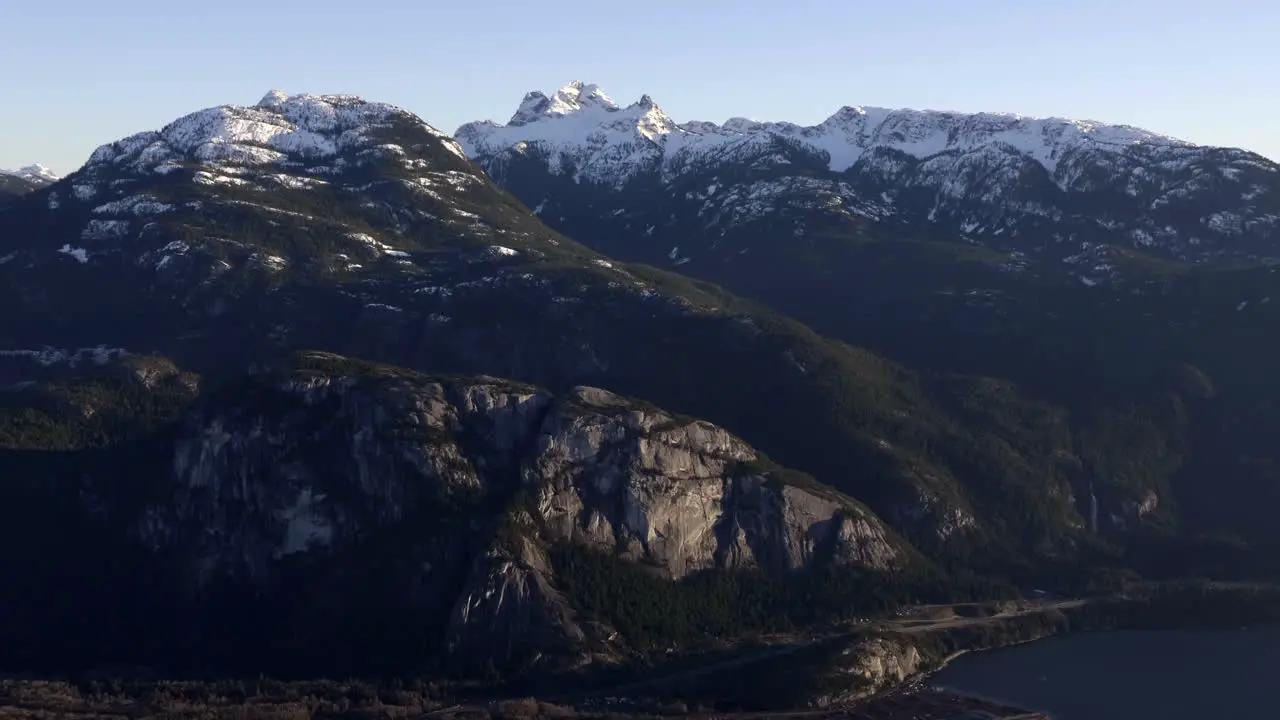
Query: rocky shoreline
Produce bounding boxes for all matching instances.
[848,688,1048,719]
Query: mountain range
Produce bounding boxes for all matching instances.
[2,85,1280,685]
[458,81,1279,272]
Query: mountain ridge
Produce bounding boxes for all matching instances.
[457,81,1279,272]
[459,80,1211,181]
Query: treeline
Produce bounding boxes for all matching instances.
[548,543,1015,650]
[0,371,196,451]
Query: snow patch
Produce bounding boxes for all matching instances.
[193,171,256,187]
[57,244,90,263]
[264,173,329,189]
[347,232,410,258]
[92,194,175,216]
[81,219,131,240]
[273,488,334,557]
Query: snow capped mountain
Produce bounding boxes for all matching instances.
[458,81,679,186]
[1,164,60,201]
[1,164,61,185]
[2,90,540,286]
[84,90,467,181]
[507,81,626,125]
[457,81,1280,273]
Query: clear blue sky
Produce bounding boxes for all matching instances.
[2,0,1277,175]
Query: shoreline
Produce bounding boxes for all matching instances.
[891,638,1056,718]
[891,614,1280,719]
[916,632,1053,683]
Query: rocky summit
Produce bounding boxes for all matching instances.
[3,87,1280,687]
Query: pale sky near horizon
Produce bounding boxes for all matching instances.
[1,0,1276,175]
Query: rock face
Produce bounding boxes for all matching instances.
[446,534,588,672]
[66,353,903,674]
[139,369,554,581]
[528,386,900,578]
[139,362,899,580]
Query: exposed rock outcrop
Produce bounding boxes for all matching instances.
[823,637,925,703]
[445,533,588,673]
[528,386,900,578]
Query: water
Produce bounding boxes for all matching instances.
[931,627,1280,719]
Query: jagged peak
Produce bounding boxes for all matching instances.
[502,81,621,126]
[551,81,617,112]
[455,81,680,154]
[508,91,552,126]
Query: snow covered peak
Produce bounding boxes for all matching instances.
[455,81,682,184]
[506,81,619,126]
[84,91,462,174]
[1,163,60,184]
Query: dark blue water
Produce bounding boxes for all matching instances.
[931,628,1280,719]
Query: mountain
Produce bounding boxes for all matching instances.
[2,163,61,184]
[2,88,1278,682]
[457,82,1280,274]
[0,164,59,202]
